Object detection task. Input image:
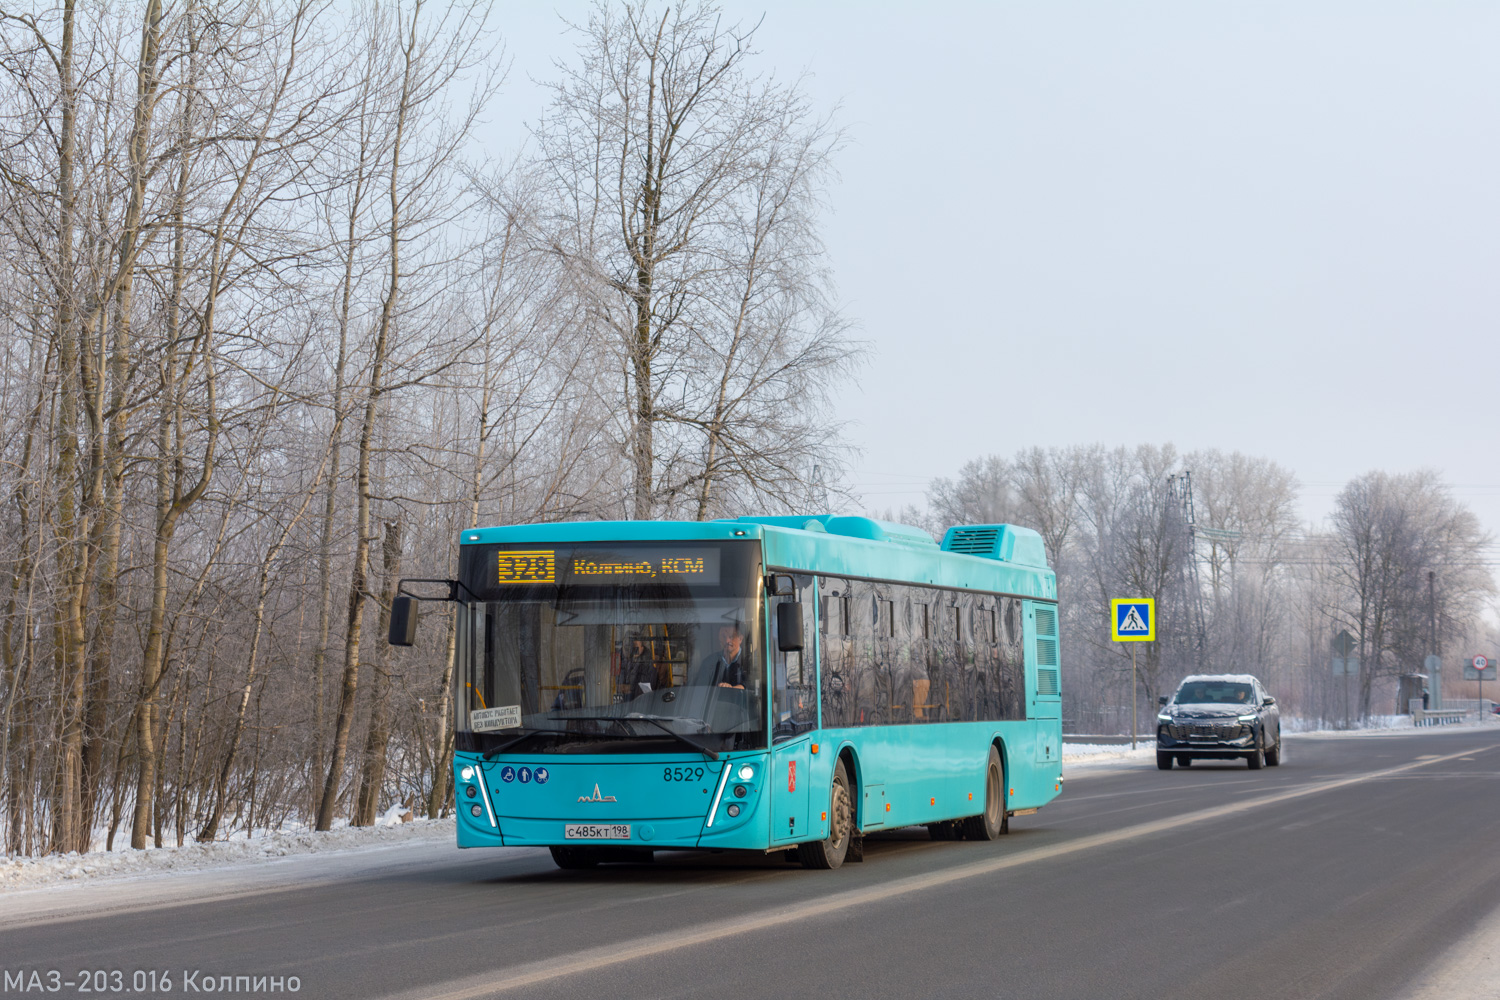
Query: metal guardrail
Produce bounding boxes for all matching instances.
[1412,708,1468,727]
[1437,699,1496,715]
[1062,734,1154,745]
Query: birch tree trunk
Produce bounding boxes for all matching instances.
[317,8,417,831]
[354,518,402,826]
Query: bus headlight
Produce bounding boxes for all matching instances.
[470,805,483,818]
[726,804,741,817]
[460,766,474,781]
[738,765,754,780]
[465,785,477,798]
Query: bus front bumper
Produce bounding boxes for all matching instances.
[453,751,772,850]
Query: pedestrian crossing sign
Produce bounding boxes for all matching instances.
[1111,599,1154,642]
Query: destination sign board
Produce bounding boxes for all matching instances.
[497,550,557,584]
[496,546,721,586]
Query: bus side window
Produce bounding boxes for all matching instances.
[844,579,872,725]
[819,578,850,727]
[909,596,933,722]
[773,577,817,738]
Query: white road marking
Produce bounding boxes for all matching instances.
[381,742,1499,1000]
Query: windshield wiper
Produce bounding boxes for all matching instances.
[481,727,560,759]
[560,714,720,760]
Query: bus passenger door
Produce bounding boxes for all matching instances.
[771,577,816,843]
[771,738,811,844]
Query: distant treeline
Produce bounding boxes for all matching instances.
[901,446,1493,733]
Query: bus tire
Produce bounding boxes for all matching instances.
[549,846,599,869]
[801,760,853,870]
[960,746,1006,841]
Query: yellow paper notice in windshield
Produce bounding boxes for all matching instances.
[497,550,555,584]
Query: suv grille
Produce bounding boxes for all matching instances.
[1167,722,1246,740]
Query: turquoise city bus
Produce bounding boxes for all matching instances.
[389,515,1062,870]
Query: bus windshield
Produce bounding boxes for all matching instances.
[456,541,765,754]
[1174,681,1254,705]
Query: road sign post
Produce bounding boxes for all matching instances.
[1111,599,1155,750]
[1474,656,1489,712]
[1334,630,1356,728]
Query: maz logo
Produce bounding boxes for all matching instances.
[578,784,618,803]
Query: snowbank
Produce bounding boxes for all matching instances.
[1060,742,1157,767]
[0,814,455,893]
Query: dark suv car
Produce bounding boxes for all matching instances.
[1156,674,1281,770]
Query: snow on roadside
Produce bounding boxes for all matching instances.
[0,813,456,893]
[1061,743,1157,767]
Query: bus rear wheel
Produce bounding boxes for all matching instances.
[960,746,1007,841]
[801,760,853,869]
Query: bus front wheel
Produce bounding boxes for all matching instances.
[961,746,1007,841]
[801,760,853,869]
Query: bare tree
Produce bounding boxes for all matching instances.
[0,0,859,856]
[533,1,854,520]
[1329,470,1492,717]
[928,456,1016,531]
[316,0,494,832]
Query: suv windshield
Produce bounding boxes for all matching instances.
[1175,681,1255,705]
[456,541,765,754]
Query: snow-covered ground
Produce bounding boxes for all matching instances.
[3,714,1493,895]
[0,806,455,893]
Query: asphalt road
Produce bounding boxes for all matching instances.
[4,727,1500,1000]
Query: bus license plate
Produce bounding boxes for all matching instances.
[564,824,630,840]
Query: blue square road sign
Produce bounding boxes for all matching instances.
[1111,599,1154,642]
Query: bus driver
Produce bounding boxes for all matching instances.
[688,624,749,690]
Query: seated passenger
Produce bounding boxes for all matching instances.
[619,636,658,694]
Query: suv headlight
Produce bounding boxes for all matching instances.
[1237,714,1257,723]
[1157,713,1172,722]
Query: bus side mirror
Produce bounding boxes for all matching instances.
[1158,695,1168,706]
[389,596,418,646]
[776,602,804,652]
[766,574,796,596]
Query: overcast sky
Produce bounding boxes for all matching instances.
[483,2,1500,535]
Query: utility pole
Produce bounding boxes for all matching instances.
[1429,571,1441,708]
[1167,472,1210,666]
